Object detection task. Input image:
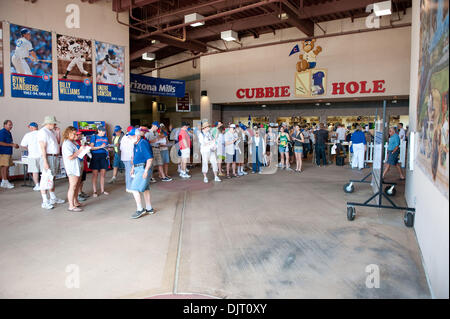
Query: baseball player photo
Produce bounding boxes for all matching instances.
[0,22,4,96]
[95,42,124,85]
[10,24,52,77]
[57,35,92,81]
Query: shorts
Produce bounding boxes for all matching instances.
[39,155,60,176]
[160,149,170,164]
[181,148,190,159]
[129,166,152,192]
[217,155,225,161]
[225,152,237,163]
[152,147,163,166]
[279,146,288,153]
[0,154,13,167]
[27,157,41,173]
[89,153,109,170]
[386,150,400,166]
[113,153,125,169]
[294,145,303,153]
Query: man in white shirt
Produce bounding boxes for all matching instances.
[37,116,65,210]
[20,122,41,190]
[398,123,406,142]
[120,126,136,192]
[224,124,239,178]
[336,123,347,157]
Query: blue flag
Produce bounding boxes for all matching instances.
[289,44,300,56]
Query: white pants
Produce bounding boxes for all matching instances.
[352,143,365,169]
[201,151,218,173]
[67,56,88,74]
[12,55,31,75]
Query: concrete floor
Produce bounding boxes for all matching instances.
[0,159,431,298]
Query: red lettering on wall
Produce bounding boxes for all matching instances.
[359,81,372,93]
[236,89,245,99]
[346,81,359,94]
[245,88,255,98]
[255,88,265,98]
[372,80,386,93]
[274,86,280,98]
[332,82,346,95]
[265,87,274,98]
[280,86,290,97]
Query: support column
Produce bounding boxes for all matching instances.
[200,95,212,123]
[152,100,160,123]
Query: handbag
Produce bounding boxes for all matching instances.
[40,168,54,191]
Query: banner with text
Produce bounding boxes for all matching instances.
[10,24,52,99]
[57,34,93,102]
[130,73,185,98]
[95,41,124,103]
[0,22,4,96]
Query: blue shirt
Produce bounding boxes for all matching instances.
[90,134,109,154]
[388,133,400,151]
[133,138,153,165]
[351,130,366,145]
[0,128,13,155]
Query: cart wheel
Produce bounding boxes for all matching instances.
[343,183,354,193]
[404,211,415,227]
[384,185,397,196]
[347,206,356,221]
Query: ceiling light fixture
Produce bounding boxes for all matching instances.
[221,30,238,41]
[142,52,155,61]
[373,1,392,16]
[184,13,205,27]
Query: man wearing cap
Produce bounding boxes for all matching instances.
[120,126,136,192]
[20,122,41,190]
[145,122,172,182]
[198,121,221,183]
[224,124,239,178]
[0,120,19,189]
[108,125,125,184]
[128,128,154,219]
[37,116,65,209]
[178,122,191,178]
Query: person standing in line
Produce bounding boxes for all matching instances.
[20,122,41,190]
[249,128,264,173]
[225,124,239,178]
[108,125,125,184]
[302,126,311,159]
[145,122,172,182]
[398,123,406,142]
[198,122,221,183]
[37,116,66,209]
[62,126,84,212]
[350,125,367,170]
[89,125,110,197]
[128,128,155,219]
[216,126,226,176]
[292,125,305,172]
[278,127,291,170]
[235,125,247,176]
[159,124,171,179]
[0,120,19,189]
[75,132,89,202]
[120,126,135,192]
[383,127,405,180]
[178,122,191,178]
[265,125,276,167]
[336,123,347,158]
[313,123,329,167]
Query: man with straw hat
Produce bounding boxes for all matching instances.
[198,121,221,183]
[37,115,65,210]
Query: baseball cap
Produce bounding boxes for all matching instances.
[230,124,236,128]
[152,121,160,128]
[97,125,106,131]
[127,125,133,133]
[128,128,141,136]
[28,122,38,128]
[20,28,30,36]
[114,125,122,132]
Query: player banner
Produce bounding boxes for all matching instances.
[10,24,52,99]
[95,41,124,103]
[57,34,93,102]
[0,22,4,96]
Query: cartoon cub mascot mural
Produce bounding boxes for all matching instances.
[296,39,322,72]
[294,39,326,97]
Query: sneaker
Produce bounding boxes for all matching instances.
[80,192,89,198]
[131,209,147,219]
[242,171,248,175]
[108,177,116,184]
[50,197,65,205]
[214,176,222,182]
[33,184,40,191]
[277,163,283,167]
[203,177,208,183]
[77,195,86,202]
[41,202,54,210]
[286,167,293,171]
[161,177,172,182]
[238,172,244,176]
[1,181,14,189]
[145,208,155,215]
[150,178,157,183]
[181,173,191,179]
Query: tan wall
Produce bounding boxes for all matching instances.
[0,0,130,160]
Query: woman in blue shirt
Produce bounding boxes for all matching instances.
[89,126,110,197]
[383,127,405,180]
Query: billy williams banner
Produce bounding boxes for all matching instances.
[95,41,125,103]
[10,24,52,99]
[0,22,4,96]
[57,34,93,102]
[130,73,185,98]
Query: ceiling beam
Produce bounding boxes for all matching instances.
[268,2,314,36]
[149,35,207,52]
[130,59,156,69]
[113,0,159,12]
[300,0,376,19]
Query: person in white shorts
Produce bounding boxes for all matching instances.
[62,39,91,79]
[37,116,65,210]
[20,122,41,190]
[178,122,191,178]
[11,28,38,75]
[197,122,221,183]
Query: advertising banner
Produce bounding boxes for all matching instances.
[95,41,125,103]
[0,22,4,96]
[130,73,185,98]
[10,24,52,99]
[57,34,93,102]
